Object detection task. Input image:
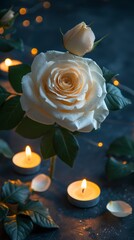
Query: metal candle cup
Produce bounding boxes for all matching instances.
[12,146,41,175]
[67,179,101,208]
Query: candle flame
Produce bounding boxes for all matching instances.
[25,146,31,160]
[81,179,87,193]
[5,58,12,66]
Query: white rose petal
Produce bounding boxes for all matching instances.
[31,174,51,192]
[20,51,109,132]
[1,10,15,24]
[106,200,132,217]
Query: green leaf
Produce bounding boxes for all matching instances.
[2,180,30,204]
[0,139,13,158]
[19,200,58,228]
[2,27,16,36]
[0,96,25,130]
[102,67,119,82]
[105,83,131,110]
[54,127,79,167]
[0,202,9,221]
[4,215,33,240]
[16,116,53,139]
[106,157,134,180]
[0,38,24,52]
[0,86,10,106]
[107,136,134,158]
[9,64,31,93]
[40,127,56,159]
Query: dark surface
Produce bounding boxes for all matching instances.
[0,0,134,239]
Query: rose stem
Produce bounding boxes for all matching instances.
[49,155,56,180]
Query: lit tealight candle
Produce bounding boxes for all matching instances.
[67,179,101,208]
[0,58,22,73]
[12,146,41,175]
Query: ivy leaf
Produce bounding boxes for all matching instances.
[40,127,56,159]
[19,200,58,229]
[107,136,134,158]
[0,96,25,130]
[0,86,10,106]
[0,202,9,221]
[0,38,24,52]
[54,127,79,167]
[105,83,131,110]
[9,64,31,93]
[4,215,33,240]
[0,139,13,158]
[102,67,119,82]
[106,157,134,180]
[16,116,53,139]
[1,180,30,204]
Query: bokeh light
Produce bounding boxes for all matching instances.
[19,8,27,15]
[97,142,103,147]
[113,79,120,86]
[5,58,12,66]
[31,48,38,55]
[43,1,51,9]
[122,161,127,165]
[35,16,43,23]
[22,20,30,27]
[0,27,4,34]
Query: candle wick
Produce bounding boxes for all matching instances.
[26,155,31,161]
[82,188,85,193]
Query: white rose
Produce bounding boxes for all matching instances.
[63,22,95,56]
[20,51,109,132]
[1,10,15,24]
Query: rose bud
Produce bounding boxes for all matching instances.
[63,22,95,56]
[0,10,15,25]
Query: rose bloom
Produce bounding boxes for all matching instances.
[63,22,95,56]
[0,10,15,25]
[20,51,109,132]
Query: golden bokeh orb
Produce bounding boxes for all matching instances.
[97,142,103,147]
[31,48,38,56]
[35,16,43,23]
[19,8,27,15]
[22,20,30,27]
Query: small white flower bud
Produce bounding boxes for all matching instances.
[63,22,95,56]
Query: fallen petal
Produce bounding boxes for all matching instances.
[31,174,51,192]
[106,200,132,217]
